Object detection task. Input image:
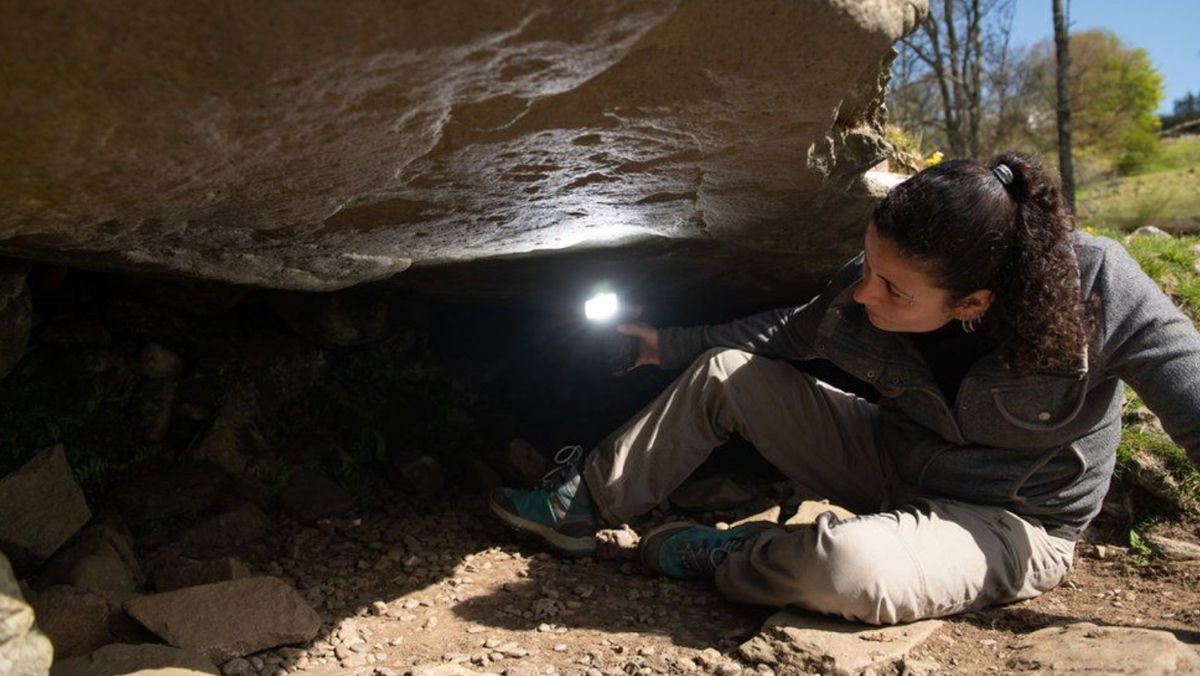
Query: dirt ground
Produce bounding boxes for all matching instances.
[229,490,1200,676]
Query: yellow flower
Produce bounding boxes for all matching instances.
[1084,225,1098,234]
[926,151,944,165]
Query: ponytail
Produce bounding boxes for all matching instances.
[986,152,1093,372]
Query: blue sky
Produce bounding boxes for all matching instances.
[1009,0,1198,114]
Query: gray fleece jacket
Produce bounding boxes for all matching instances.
[659,232,1200,539]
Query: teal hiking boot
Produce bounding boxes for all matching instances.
[489,445,600,556]
[640,521,777,580]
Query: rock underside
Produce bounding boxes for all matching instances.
[3,0,921,297]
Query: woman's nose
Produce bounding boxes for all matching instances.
[852,279,878,305]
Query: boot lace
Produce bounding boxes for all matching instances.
[678,529,759,574]
[540,444,583,490]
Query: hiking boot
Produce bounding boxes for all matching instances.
[640,521,777,580]
[489,445,600,556]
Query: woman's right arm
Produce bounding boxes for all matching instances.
[653,254,864,370]
[1093,239,1200,465]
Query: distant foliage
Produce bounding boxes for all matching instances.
[1026,30,1164,174]
[1161,91,1200,130]
[890,25,1165,175]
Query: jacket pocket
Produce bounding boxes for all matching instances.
[989,376,1088,431]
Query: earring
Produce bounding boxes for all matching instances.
[961,310,985,333]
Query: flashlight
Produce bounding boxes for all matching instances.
[584,291,639,374]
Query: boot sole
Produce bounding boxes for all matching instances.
[489,492,597,557]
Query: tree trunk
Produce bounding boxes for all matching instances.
[1053,0,1076,212]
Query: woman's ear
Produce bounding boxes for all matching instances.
[950,289,994,320]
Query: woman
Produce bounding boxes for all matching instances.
[491,151,1200,624]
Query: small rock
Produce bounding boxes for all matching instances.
[222,657,254,676]
[152,554,253,592]
[595,525,640,560]
[1145,533,1200,561]
[139,342,186,379]
[29,585,111,659]
[281,470,356,522]
[1127,225,1172,240]
[785,500,856,526]
[389,455,445,496]
[503,439,547,487]
[0,445,92,571]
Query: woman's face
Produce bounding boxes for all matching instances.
[852,223,990,333]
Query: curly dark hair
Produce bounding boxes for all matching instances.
[872,151,1093,373]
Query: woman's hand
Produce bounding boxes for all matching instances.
[617,322,660,370]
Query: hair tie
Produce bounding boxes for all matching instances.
[992,163,1014,186]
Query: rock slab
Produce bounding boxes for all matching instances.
[123,577,321,663]
[1012,622,1200,675]
[739,611,942,676]
[0,551,53,676]
[1,0,925,292]
[51,643,219,676]
[0,445,92,570]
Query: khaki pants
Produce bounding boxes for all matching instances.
[583,349,1076,624]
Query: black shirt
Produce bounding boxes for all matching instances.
[907,321,997,404]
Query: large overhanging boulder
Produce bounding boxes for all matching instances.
[1,0,924,298]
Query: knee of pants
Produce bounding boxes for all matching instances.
[698,347,754,373]
[786,515,928,624]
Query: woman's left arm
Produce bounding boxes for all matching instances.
[1094,239,1200,465]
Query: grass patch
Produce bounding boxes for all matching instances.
[1077,136,1200,233]
[1139,135,1200,176]
[1108,230,1200,314]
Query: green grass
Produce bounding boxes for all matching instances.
[1077,136,1200,233]
[1140,135,1200,175]
[1107,229,1200,314]
[1104,223,1200,543]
